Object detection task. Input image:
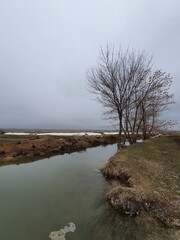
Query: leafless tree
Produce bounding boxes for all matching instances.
[87,45,174,146]
[137,70,174,139]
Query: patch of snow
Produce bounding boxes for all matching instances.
[37,133,76,136]
[5,132,31,135]
[103,132,119,135]
[125,140,130,146]
[37,132,102,136]
[5,131,119,137]
[151,134,162,138]
[4,132,102,136]
[84,132,102,136]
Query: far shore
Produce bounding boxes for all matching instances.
[0,133,119,166]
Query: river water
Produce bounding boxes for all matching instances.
[0,144,176,240]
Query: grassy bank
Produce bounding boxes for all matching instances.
[101,134,180,229]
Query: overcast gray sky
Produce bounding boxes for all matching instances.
[0,0,180,130]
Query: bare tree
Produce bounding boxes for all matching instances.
[138,70,174,139]
[87,45,174,146]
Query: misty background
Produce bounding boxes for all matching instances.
[0,0,179,130]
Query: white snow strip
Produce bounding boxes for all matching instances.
[37,132,102,136]
[5,132,31,135]
[5,132,102,136]
[103,132,119,135]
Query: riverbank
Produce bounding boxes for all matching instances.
[0,134,118,166]
[101,134,180,230]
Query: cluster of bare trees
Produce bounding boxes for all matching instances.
[87,45,174,145]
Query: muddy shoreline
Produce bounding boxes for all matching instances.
[0,135,118,166]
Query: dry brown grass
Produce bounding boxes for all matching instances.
[101,135,180,229]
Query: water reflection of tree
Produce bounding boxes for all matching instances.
[88,205,175,240]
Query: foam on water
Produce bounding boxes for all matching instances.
[49,223,76,240]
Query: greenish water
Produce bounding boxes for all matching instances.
[0,145,176,240]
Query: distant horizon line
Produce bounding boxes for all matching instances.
[0,128,117,132]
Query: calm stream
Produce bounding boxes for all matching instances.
[0,144,175,240]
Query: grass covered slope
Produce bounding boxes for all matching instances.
[101,135,180,228]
